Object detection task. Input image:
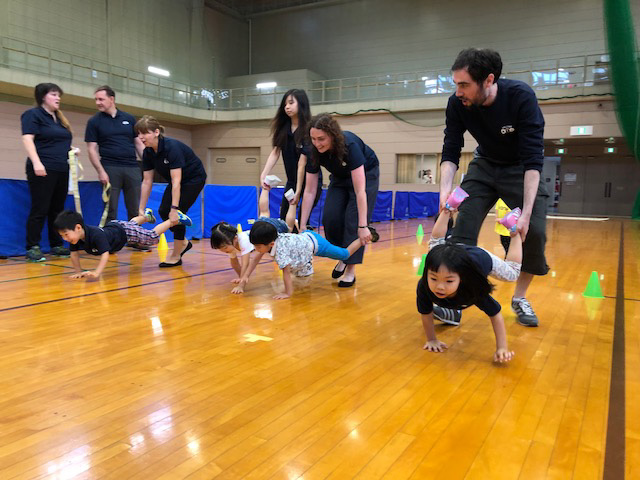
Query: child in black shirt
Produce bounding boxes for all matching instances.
[418,205,523,363]
[54,209,191,279]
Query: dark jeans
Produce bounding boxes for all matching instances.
[322,166,379,265]
[451,155,549,275]
[278,176,323,223]
[26,163,69,249]
[158,181,205,241]
[103,164,142,222]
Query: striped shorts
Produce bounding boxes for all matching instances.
[114,221,159,246]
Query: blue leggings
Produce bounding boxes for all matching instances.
[304,231,350,261]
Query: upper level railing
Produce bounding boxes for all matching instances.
[0,35,611,112]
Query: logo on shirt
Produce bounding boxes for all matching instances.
[500,125,515,135]
[122,121,130,125]
[163,158,169,164]
[92,248,98,254]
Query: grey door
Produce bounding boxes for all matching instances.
[557,157,587,215]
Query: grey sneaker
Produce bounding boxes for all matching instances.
[512,298,539,327]
[26,246,46,262]
[432,306,462,326]
[51,246,70,257]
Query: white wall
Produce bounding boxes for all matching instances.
[1,0,249,88]
[250,0,638,79]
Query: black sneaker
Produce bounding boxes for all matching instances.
[432,306,461,326]
[51,246,70,257]
[511,298,539,327]
[26,246,46,262]
[369,226,380,243]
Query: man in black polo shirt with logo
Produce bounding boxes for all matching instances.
[436,48,549,327]
[85,85,144,225]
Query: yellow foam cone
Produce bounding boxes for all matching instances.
[416,224,424,237]
[157,233,168,262]
[157,233,169,252]
[237,224,243,233]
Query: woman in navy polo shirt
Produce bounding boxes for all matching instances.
[21,83,74,262]
[135,115,206,267]
[299,114,379,287]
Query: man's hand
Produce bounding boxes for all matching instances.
[423,339,448,352]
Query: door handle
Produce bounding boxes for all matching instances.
[604,182,608,197]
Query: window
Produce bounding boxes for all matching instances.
[396,154,438,184]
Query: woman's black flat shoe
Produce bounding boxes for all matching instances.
[338,277,356,288]
[159,260,182,268]
[180,240,193,258]
[332,263,347,279]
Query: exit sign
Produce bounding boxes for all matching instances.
[570,126,593,136]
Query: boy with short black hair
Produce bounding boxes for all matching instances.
[248,221,365,299]
[54,208,191,279]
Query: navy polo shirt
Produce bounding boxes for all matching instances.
[307,131,378,178]
[70,223,128,255]
[416,245,501,317]
[142,136,206,185]
[21,107,72,172]
[441,78,545,172]
[85,109,138,167]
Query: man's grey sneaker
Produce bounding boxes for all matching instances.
[51,246,70,257]
[432,305,462,326]
[26,246,46,262]
[512,297,539,327]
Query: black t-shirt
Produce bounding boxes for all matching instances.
[21,107,73,172]
[306,131,378,178]
[416,245,501,317]
[84,109,138,167]
[142,136,207,185]
[281,128,320,189]
[70,223,128,255]
[441,78,545,172]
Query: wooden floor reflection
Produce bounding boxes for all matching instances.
[0,217,637,479]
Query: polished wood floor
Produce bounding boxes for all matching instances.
[0,217,637,479]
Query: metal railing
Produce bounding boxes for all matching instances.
[0,35,611,112]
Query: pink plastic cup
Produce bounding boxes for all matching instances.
[498,207,522,233]
[445,186,469,210]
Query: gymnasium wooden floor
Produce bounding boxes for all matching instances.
[0,216,638,479]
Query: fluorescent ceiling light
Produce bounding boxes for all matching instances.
[148,66,170,77]
[256,82,277,89]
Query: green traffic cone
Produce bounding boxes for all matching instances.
[416,224,424,237]
[417,253,427,276]
[582,271,604,298]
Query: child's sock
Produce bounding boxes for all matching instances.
[512,296,525,302]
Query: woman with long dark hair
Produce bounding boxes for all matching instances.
[135,115,206,267]
[21,83,74,261]
[259,89,322,224]
[299,114,379,287]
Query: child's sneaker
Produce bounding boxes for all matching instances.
[26,246,46,262]
[369,226,380,243]
[51,246,70,257]
[264,175,283,188]
[177,210,192,226]
[432,306,462,325]
[144,208,156,223]
[498,207,522,233]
